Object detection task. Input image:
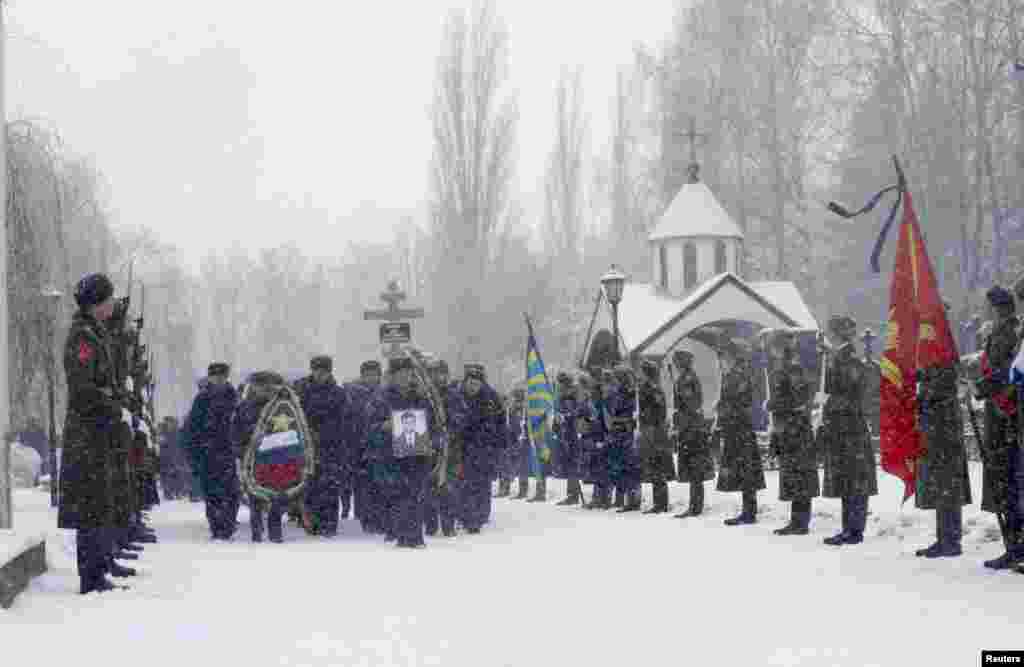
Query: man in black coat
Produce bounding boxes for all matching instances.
[296,355,352,537]
[199,362,239,540]
[352,360,383,533]
[457,364,507,533]
[59,273,129,594]
[232,371,290,542]
[975,285,1024,569]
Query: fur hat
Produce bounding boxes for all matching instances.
[388,357,413,373]
[74,273,114,309]
[360,360,381,374]
[986,285,1014,309]
[207,362,230,377]
[310,355,333,372]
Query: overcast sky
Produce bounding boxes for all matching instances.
[5,1,677,271]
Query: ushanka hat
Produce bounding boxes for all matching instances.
[464,364,486,381]
[310,355,333,372]
[388,356,414,373]
[207,362,230,376]
[828,315,857,335]
[986,285,1014,308]
[672,349,694,366]
[74,273,114,309]
[360,360,381,374]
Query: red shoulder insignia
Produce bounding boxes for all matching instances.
[78,340,94,364]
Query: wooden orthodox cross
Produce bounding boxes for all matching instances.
[363,280,425,358]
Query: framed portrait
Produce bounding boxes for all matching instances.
[391,408,430,458]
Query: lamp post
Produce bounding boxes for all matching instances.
[600,265,627,364]
[42,287,63,507]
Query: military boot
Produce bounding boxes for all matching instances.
[528,477,547,502]
[674,483,704,518]
[514,477,530,500]
[496,479,512,498]
[724,491,757,526]
[613,488,625,508]
[557,479,582,506]
[106,557,137,578]
[617,489,642,513]
[643,482,669,514]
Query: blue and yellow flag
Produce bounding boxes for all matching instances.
[524,314,555,471]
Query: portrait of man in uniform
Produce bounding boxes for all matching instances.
[392,409,429,457]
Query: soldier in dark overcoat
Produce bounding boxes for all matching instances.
[423,359,464,537]
[579,370,610,509]
[715,341,765,525]
[353,360,384,534]
[974,286,1024,569]
[103,304,144,555]
[554,372,584,505]
[605,365,643,513]
[232,371,289,542]
[915,364,971,557]
[820,315,878,546]
[58,273,127,594]
[158,417,186,499]
[363,356,437,548]
[200,362,239,540]
[671,350,714,518]
[763,329,819,535]
[296,355,352,537]
[494,389,516,498]
[638,360,674,514]
[506,388,533,500]
[457,364,507,533]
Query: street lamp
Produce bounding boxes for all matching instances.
[41,287,63,507]
[600,265,627,364]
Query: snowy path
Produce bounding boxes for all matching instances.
[3,468,1021,667]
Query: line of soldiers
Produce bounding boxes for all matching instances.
[178,353,508,548]
[495,301,1024,572]
[58,273,162,595]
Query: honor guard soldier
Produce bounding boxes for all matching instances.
[638,360,674,514]
[554,372,584,505]
[605,365,642,512]
[715,340,765,525]
[820,315,877,546]
[671,350,714,518]
[915,362,971,558]
[59,273,130,593]
[506,387,530,499]
[975,286,1024,569]
[579,370,609,509]
[763,329,819,535]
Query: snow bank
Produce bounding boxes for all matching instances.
[0,466,1020,666]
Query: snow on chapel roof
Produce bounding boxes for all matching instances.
[648,181,745,242]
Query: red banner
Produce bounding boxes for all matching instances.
[879,190,959,501]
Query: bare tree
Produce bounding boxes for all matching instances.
[428,0,518,368]
[543,66,588,268]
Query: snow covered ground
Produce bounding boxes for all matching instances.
[2,465,1021,667]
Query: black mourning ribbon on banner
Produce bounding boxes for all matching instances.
[827,184,904,274]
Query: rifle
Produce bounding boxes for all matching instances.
[960,374,1011,552]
